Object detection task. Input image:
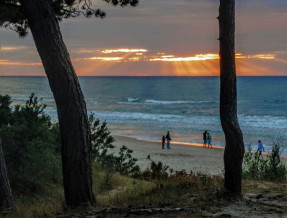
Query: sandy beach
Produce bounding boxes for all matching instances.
[113,135,287,175]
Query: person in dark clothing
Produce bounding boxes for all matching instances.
[162,135,166,149]
[206,132,212,148]
[203,131,207,147]
[166,131,171,149]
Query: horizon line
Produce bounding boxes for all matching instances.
[0,75,287,77]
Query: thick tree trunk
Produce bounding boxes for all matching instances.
[20,0,95,206]
[0,137,15,210]
[219,0,244,195]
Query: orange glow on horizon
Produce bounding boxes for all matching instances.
[0,46,26,51]
[236,53,275,60]
[101,48,148,54]
[0,59,42,66]
[150,53,220,62]
[1,46,283,76]
[89,57,123,61]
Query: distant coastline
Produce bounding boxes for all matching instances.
[1,75,287,77]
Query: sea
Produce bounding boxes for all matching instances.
[0,76,286,153]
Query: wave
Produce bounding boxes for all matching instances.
[118,99,216,105]
[145,100,214,105]
[11,97,44,101]
[11,97,30,101]
[42,108,287,131]
[128,98,141,102]
[90,110,287,129]
[238,115,287,129]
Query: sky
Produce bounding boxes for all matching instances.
[0,0,287,76]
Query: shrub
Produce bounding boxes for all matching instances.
[0,94,62,193]
[141,161,169,181]
[89,113,140,176]
[243,143,287,181]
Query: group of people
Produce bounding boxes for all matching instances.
[162,130,213,149]
[162,131,171,149]
[203,131,212,148]
[160,131,274,159]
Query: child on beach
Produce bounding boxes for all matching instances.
[162,135,165,149]
[257,140,264,157]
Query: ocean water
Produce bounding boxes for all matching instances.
[0,76,286,152]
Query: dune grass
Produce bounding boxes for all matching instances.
[2,165,286,218]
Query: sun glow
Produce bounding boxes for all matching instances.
[101,48,148,54]
[150,53,220,62]
[0,59,41,66]
[0,46,26,51]
[89,57,123,61]
[1,44,282,76]
[236,53,275,60]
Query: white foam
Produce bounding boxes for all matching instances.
[128,98,141,102]
[145,99,215,105]
[118,99,216,105]
[239,115,287,129]
[11,97,30,101]
[11,97,44,101]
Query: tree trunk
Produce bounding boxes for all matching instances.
[0,137,15,210]
[219,0,245,195]
[20,0,95,206]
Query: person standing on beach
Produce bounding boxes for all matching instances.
[162,135,166,149]
[257,140,264,157]
[203,131,207,147]
[166,131,171,149]
[206,132,212,148]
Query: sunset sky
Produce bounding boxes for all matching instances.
[0,0,287,76]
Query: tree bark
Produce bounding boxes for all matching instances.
[0,137,15,210]
[20,0,95,206]
[219,0,245,195]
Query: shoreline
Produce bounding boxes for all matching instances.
[112,135,287,175]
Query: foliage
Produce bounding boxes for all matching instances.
[0,94,62,193]
[0,0,139,37]
[0,95,141,194]
[141,161,169,181]
[89,113,139,176]
[242,143,287,181]
[0,95,12,126]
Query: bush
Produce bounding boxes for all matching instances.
[243,143,287,181]
[141,161,169,181]
[0,95,141,194]
[0,94,62,193]
[89,113,140,176]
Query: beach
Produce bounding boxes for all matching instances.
[113,135,287,175]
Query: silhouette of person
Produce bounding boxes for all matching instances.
[166,131,171,149]
[162,135,165,149]
[206,132,212,148]
[203,131,207,147]
[257,140,264,157]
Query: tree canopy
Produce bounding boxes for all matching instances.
[0,0,138,37]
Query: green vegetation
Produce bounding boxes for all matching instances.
[0,94,62,193]
[90,114,139,176]
[243,142,287,181]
